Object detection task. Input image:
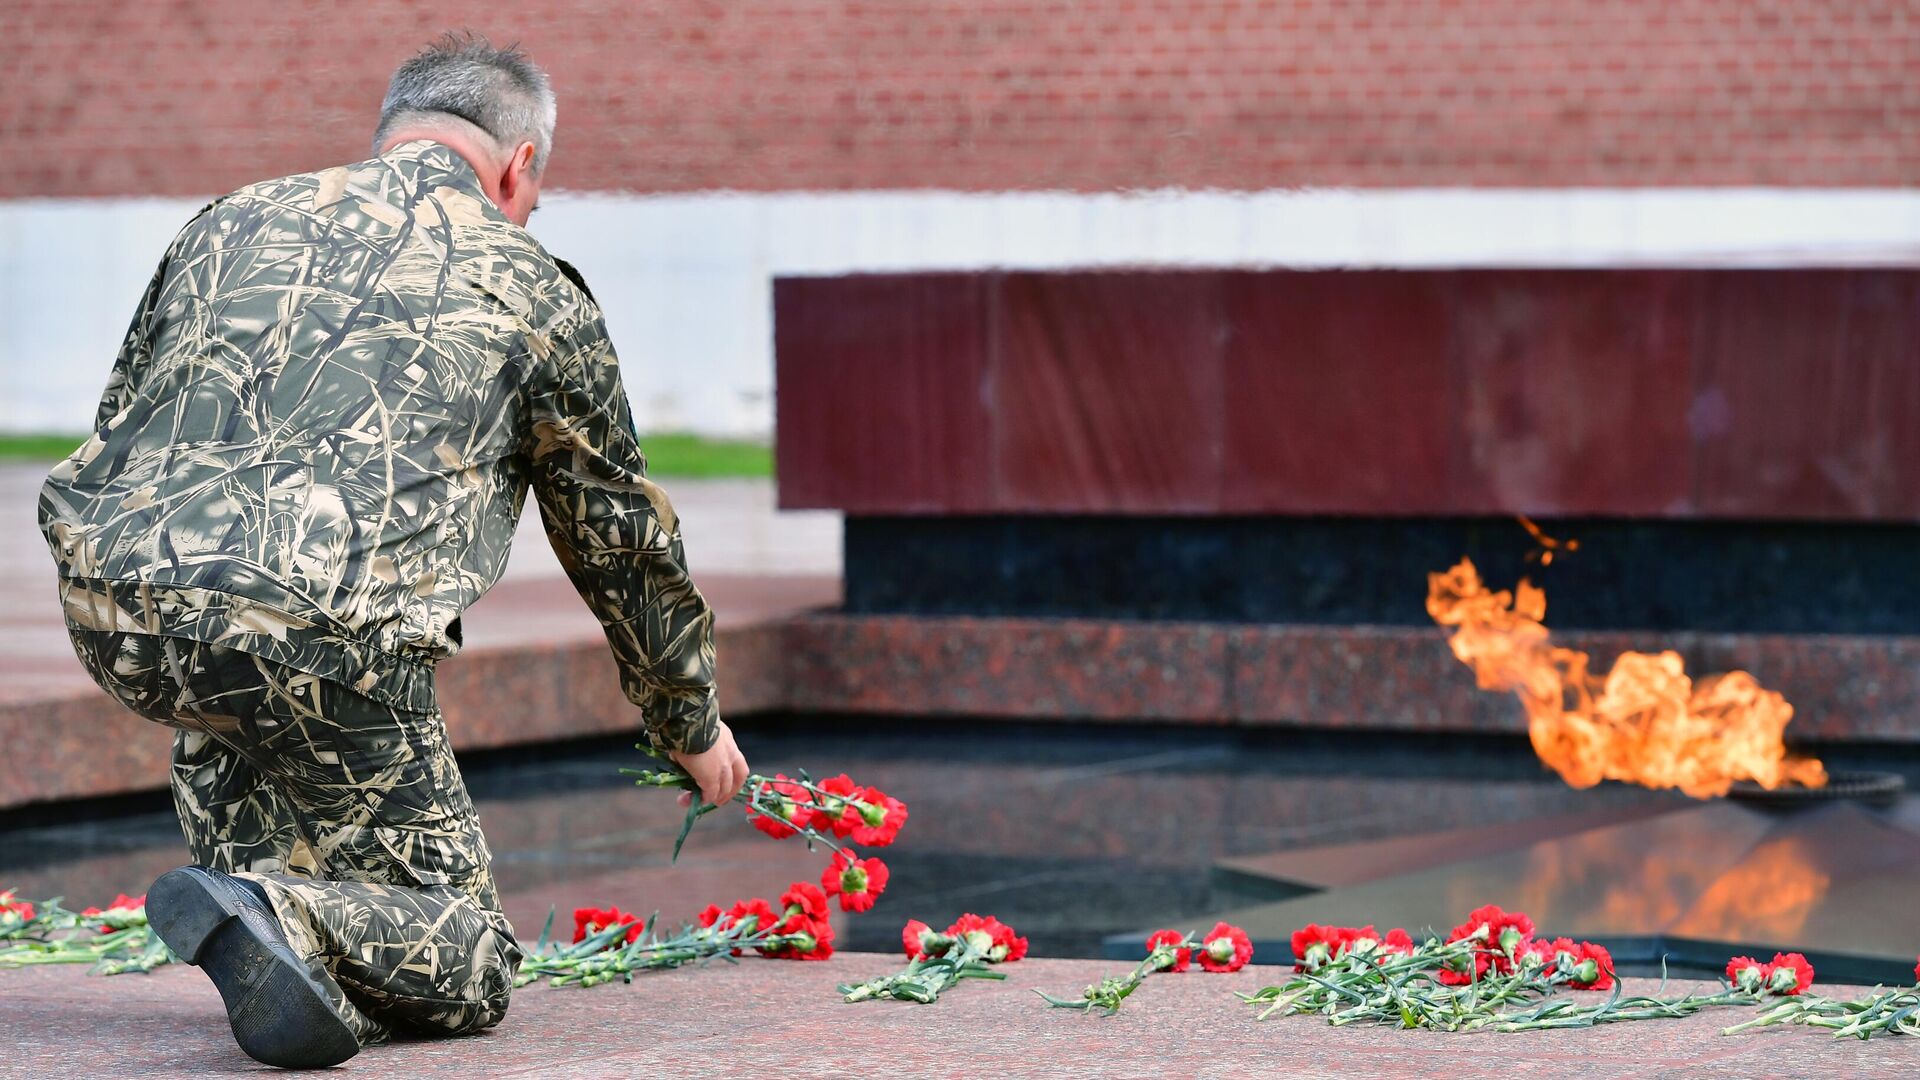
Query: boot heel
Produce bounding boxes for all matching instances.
[146,867,237,965]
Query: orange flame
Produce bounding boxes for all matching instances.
[1426,558,1826,799]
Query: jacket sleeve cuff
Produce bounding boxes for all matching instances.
[634,685,720,756]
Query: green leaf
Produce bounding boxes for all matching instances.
[670,797,716,863]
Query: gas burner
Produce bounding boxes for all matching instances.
[1725,771,1905,808]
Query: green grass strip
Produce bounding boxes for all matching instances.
[0,432,772,479]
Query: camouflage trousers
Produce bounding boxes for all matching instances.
[69,629,522,1046]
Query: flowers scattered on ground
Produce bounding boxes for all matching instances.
[1240,905,1908,1037]
[518,880,843,988]
[1723,954,1920,1041]
[0,891,169,975]
[1039,922,1253,1015]
[1246,906,1626,1030]
[841,914,1026,1004]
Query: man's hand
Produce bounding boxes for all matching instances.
[669,721,750,808]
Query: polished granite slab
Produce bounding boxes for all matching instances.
[1166,797,1920,984]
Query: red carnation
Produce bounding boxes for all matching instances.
[1200,922,1254,973]
[1447,904,1535,973]
[572,906,643,945]
[813,774,863,835]
[1437,950,1492,986]
[1727,955,1767,992]
[0,890,35,923]
[849,787,909,847]
[746,774,815,839]
[1380,928,1416,956]
[724,898,779,934]
[1764,952,1815,996]
[761,913,835,961]
[1145,929,1191,972]
[822,851,890,913]
[1913,956,1919,984]
[1290,923,1350,972]
[1541,938,1614,991]
[780,881,829,922]
[696,904,725,929]
[902,919,948,961]
[946,913,1027,963]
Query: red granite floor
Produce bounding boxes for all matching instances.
[6,960,1914,1078]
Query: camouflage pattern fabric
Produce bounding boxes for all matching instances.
[71,628,519,1044]
[39,139,719,755]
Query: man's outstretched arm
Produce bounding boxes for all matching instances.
[523,295,748,805]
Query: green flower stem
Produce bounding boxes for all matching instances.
[1038,936,1196,1015]
[1722,987,1920,1040]
[839,942,1007,1004]
[623,761,857,856]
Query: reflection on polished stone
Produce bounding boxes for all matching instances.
[1,723,1681,959]
[1182,798,1920,983]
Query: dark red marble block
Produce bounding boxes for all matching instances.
[1222,271,1454,514]
[992,272,1226,512]
[773,274,993,512]
[774,269,1920,520]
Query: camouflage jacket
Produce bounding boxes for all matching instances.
[39,140,720,754]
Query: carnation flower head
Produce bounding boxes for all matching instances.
[1544,938,1614,990]
[945,913,1026,962]
[902,919,951,961]
[1447,904,1535,973]
[1290,923,1350,972]
[572,906,643,945]
[822,851,890,913]
[1726,955,1767,992]
[0,890,35,923]
[813,774,863,835]
[760,913,835,961]
[1200,922,1253,973]
[1145,929,1191,972]
[746,774,815,840]
[849,787,909,847]
[724,898,779,935]
[1380,928,1416,956]
[1437,950,1492,986]
[1764,952,1815,996]
[780,881,829,921]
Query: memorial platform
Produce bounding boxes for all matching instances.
[5,958,1911,1078]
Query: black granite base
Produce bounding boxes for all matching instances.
[844,516,1920,634]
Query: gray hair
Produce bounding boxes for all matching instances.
[373,33,557,174]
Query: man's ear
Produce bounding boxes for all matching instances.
[500,141,538,201]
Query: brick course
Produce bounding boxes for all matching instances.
[2,1,1915,197]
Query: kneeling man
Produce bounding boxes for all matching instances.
[39,34,748,1069]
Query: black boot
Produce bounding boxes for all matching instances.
[148,865,360,1069]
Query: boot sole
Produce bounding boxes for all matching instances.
[149,868,360,1070]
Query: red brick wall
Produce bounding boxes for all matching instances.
[3,1,1915,198]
